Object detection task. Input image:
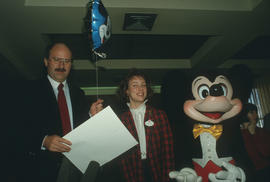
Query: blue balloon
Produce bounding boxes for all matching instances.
[85,0,111,53]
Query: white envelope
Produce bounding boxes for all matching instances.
[63,106,138,173]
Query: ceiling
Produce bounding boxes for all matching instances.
[0,0,270,93]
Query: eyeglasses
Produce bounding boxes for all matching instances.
[49,57,73,64]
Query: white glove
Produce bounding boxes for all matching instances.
[169,168,202,182]
[208,161,246,182]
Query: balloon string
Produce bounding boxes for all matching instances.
[95,54,99,100]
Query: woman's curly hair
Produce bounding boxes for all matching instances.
[117,68,153,104]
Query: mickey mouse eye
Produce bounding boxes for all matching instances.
[220,84,227,96]
[198,85,209,99]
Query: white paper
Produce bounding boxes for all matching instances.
[63,106,138,173]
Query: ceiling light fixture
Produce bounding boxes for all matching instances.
[123,13,157,31]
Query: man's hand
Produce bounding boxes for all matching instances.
[43,135,72,152]
[90,99,104,116]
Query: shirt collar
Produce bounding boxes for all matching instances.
[47,74,67,90]
[127,100,148,113]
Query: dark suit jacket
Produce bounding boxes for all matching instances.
[19,76,90,182]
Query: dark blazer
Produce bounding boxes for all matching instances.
[120,105,175,182]
[19,76,90,182]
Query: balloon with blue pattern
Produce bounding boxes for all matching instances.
[84,0,111,56]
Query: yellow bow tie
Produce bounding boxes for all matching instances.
[193,124,223,140]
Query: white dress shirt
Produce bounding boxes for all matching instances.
[47,75,74,129]
[128,101,147,159]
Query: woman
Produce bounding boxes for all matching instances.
[117,68,175,182]
[240,103,270,181]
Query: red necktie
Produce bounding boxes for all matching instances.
[58,83,71,135]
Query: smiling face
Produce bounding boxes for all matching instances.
[184,75,242,124]
[44,43,72,82]
[126,76,147,108]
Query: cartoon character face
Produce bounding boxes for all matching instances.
[87,0,111,50]
[99,16,111,43]
[184,75,242,124]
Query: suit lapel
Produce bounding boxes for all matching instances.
[68,81,82,128]
[127,111,139,142]
[42,77,59,114]
[39,77,63,135]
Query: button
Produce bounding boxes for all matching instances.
[208,149,211,152]
[208,156,212,159]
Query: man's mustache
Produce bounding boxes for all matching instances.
[55,68,66,72]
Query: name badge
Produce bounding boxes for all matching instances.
[145,120,154,127]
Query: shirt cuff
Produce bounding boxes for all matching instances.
[41,135,48,150]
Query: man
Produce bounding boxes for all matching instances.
[21,43,103,182]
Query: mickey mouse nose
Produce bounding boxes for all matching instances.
[210,84,224,96]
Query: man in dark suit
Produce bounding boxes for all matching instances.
[20,42,103,182]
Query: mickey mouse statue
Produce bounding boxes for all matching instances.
[169,71,251,182]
